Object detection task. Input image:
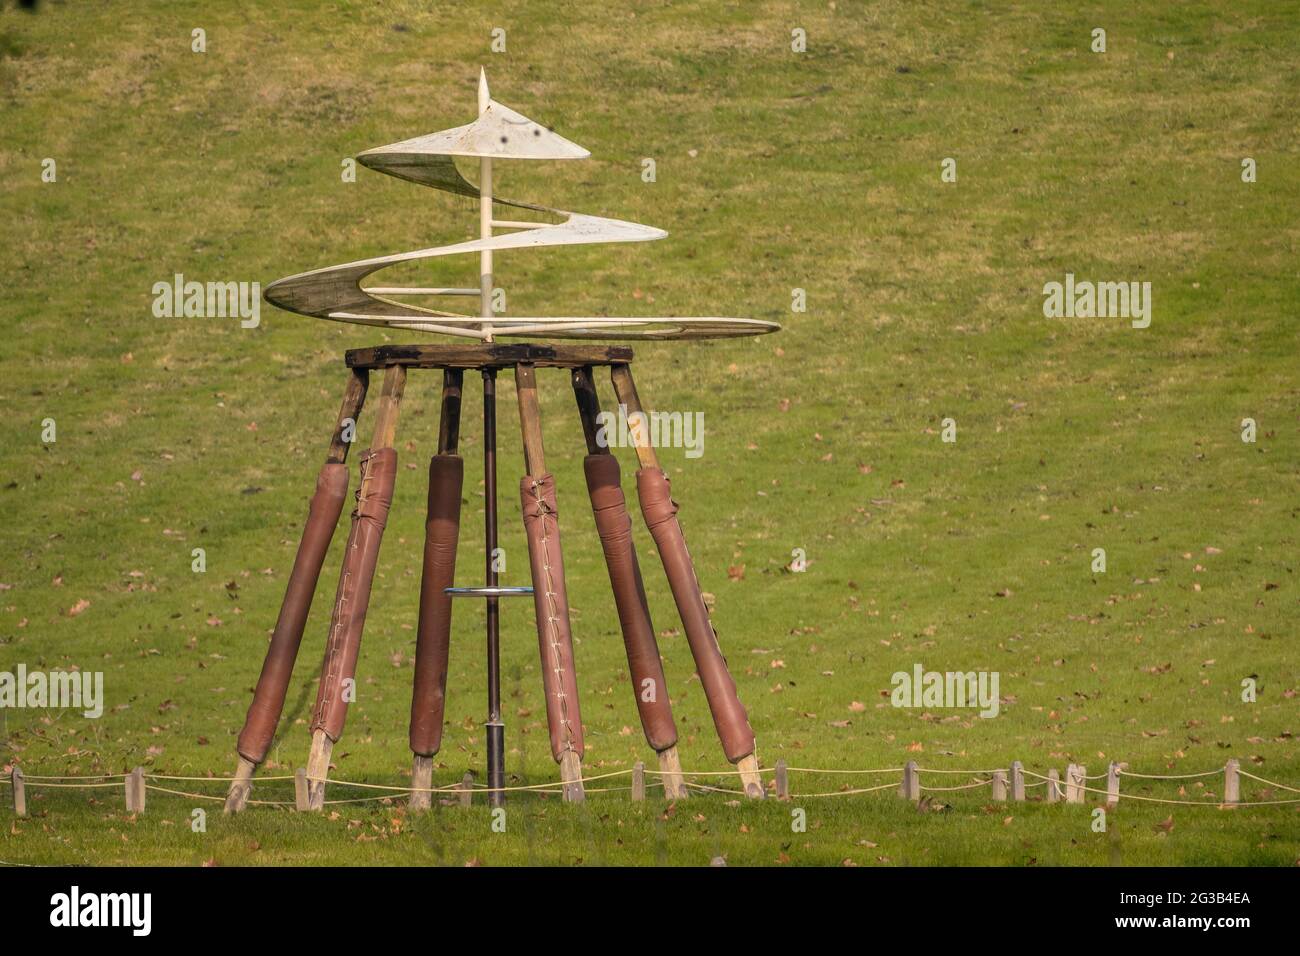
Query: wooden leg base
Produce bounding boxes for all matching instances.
[737,753,764,799]
[559,749,585,803]
[306,730,333,811]
[410,755,434,811]
[658,745,688,800]
[223,756,256,815]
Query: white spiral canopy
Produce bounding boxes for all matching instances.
[264,72,779,342]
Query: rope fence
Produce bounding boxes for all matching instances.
[5,756,1297,817]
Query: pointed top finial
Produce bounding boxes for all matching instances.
[478,68,490,115]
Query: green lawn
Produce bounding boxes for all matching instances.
[1,0,1296,866]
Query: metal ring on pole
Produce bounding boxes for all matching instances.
[444,586,535,598]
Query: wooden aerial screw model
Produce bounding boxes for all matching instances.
[224,71,779,812]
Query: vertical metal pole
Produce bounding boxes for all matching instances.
[479,68,494,342]
[483,368,505,807]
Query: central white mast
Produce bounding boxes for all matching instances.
[478,68,494,341]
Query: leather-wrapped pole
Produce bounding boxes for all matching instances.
[237,462,349,764]
[583,454,677,753]
[409,453,463,757]
[311,447,398,742]
[637,467,755,763]
[519,472,584,762]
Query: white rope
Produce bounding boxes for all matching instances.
[10,772,126,780]
[914,767,1006,775]
[1237,769,1300,794]
[1120,768,1221,780]
[920,780,993,792]
[784,766,903,775]
[147,772,298,782]
[1020,768,1300,807]
[796,782,899,797]
[645,767,774,778]
[7,763,1298,808]
[19,780,123,789]
[144,784,292,807]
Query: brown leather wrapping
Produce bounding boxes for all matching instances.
[519,472,584,761]
[310,447,398,742]
[236,462,349,764]
[583,455,677,752]
[409,454,463,757]
[637,467,755,763]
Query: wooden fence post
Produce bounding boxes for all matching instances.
[1010,760,1025,801]
[458,770,474,808]
[1046,769,1061,803]
[12,767,26,818]
[1106,762,1120,807]
[126,767,146,814]
[1066,764,1085,804]
[900,761,919,801]
[991,769,1008,801]
[774,759,789,801]
[631,761,645,802]
[294,768,309,811]
[1223,758,1240,806]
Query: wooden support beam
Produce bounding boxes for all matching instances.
[437,367,464,455]
[514,363,547,474]
[346,343,633,372]
[305,737,333,811]
[224,756,256,815]
[308,364,407,811]
[559,751,585,804]
[736,755,764,800]
[458,770,475,808]
[369,364,408,449]
[327,367,371,464]
[609,364,659,471]
[571,366,607,456]
[410,755,434,812]
[1010,760,1025,801]
[516,362,586,803]
[1046,768,1061,803]
[658,748,687,801]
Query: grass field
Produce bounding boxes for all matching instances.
[1,0,1296,866]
